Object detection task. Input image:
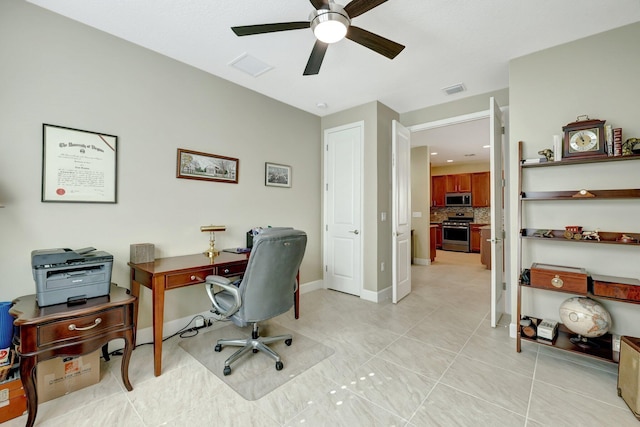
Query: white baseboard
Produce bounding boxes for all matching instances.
[413,258,430,266]
[361,286,392,303]
[300,279,323,294]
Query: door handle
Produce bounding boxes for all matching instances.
[348,230,359,235]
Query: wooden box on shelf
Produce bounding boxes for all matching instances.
[529,263,588,294]
[592,275,640,302]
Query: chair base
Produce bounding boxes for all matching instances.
[215,323,292,375]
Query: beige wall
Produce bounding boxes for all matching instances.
[508,22,640,335]
[0,0,322,329]
[400,88,509,127]
[410,147,430,262]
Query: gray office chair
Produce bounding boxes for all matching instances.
[204,228,306,376]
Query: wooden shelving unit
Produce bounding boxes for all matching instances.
[516,141,640,362]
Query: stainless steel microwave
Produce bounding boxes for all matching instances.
[445,193,472,207]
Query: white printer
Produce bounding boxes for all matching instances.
[31,247,113,307]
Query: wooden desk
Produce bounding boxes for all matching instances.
[128,252,300,377]
[10,284,135,427]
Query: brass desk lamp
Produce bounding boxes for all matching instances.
[201,225,226,258]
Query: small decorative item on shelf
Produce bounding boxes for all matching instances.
[617,234,638,243]
[563,226,582,240]
[629,138,640,155]
[572,189,595,198]
[562,115,608,159]
[520,317,537,338]
[558,297,611,349]
[538,148,554,162]
[533,229,554,238]
[582,230,600,241]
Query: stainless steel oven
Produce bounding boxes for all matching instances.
[442,215,473,252]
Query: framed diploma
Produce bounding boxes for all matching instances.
[42,124,118,203]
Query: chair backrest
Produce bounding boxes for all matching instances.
[236,229,307,323]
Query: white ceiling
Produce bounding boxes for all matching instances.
[26,0,640,165]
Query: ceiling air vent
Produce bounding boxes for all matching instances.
[442,83,466,95]
[229,53,273,77]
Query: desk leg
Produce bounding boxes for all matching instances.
[294,272,300,319]
[20,356,37,427]
[152,276,165,377]
[121,329,134,391]
[130,269,140,346]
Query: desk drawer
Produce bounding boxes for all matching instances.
[38,307,124,347]
[166,267,214,289]
[216,262,246,277]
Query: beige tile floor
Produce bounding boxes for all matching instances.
[6,250,638,426]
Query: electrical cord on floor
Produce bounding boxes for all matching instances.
[101,313,229,359]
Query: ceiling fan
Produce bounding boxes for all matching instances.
[231,0,405,75]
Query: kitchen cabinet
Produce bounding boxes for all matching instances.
[471,172,490,207]
[470,223,485,253]
[516,141,640,363]
[445,173,471,193]
[480,226,491,269]
[432,223,442,249]
[429,225,437,262]
[431,175,446,207]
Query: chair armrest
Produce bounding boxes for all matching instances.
[204,275,242,318]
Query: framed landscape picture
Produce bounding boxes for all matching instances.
[265,162,291,188]
[177,148,238,184]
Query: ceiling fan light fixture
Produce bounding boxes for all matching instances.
[310,5,350,44]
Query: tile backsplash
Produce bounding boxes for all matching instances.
[430,207,491,224]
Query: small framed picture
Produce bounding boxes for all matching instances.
[177,148,238,184]
[265,162,291,188]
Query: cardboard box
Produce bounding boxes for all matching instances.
[36,350,100,403]
[618,336,640,420]
[0,376,27,423]
[529,263,588,294]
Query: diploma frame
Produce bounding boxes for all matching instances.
[42,124,118,203]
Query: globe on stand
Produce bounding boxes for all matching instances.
[558,297,612,349]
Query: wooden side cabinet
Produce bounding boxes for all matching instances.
[480,226,491,269]
[470,224,482,253]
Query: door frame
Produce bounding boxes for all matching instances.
[407,107,511,319]
[322,121,365,296]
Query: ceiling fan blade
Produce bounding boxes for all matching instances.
[309,0,330,10]
[344,0,389,18]
[303,40,329,75]
[231,22,310,36]
[346,25,405,59]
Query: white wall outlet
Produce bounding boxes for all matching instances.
[412,211,422,218]
[380,262,385,272]
[195,318,205,328]
[381,212,387,221]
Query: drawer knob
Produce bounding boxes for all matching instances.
[551,275,564,288]
[191,275,196,280]
[68,318,102,331]
[223,268,230,274]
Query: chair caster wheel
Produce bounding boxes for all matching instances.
[285,338,292,346]
[275,361,283,371]
[253,349,259,353]
[215,344,222,352]
[223,366,231,376]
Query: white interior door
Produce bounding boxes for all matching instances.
[490,97,505,327]
[392,120,411,303]
[324,122,363,296]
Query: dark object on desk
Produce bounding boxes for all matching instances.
[205,228,307,376]
[31,247,113,307]
[223,247,251,254]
